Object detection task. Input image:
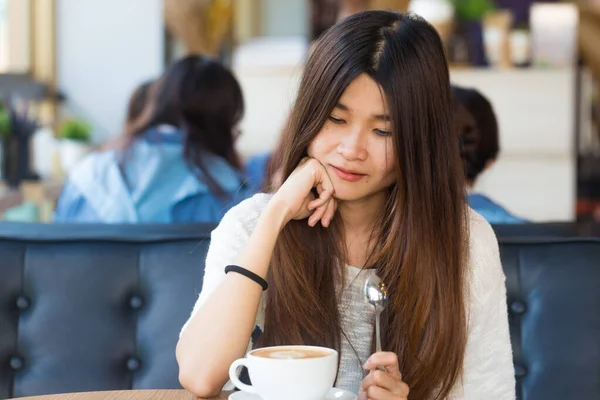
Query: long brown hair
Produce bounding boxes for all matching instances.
[259,11,469,400]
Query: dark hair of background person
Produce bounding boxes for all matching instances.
[124,55,245,197]
[257,11,468,400]
[452,86,500,184]
[124,80,155,135]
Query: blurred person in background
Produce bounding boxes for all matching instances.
[54,55,251,223]
[123,79,155,135]
[452,85,527,224]
[99,80,156,152]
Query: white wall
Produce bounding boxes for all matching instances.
[7,0,30,73]
[0,0,9,72]
[56,0,164,142]
[261,0,308,37]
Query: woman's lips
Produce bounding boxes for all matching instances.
[331,165,366,182]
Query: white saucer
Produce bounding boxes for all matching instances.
[229,387,357,400]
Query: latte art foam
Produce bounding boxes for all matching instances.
[253,347,332,360]
[270,350,307,359]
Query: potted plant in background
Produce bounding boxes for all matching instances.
[0,105,10,184]
[58,118,92,172]
[0,102,39,187]
[450,0,496,66]
[0,105,10,140]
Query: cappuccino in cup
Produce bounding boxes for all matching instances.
[252,347,332,360]
[229,345,338,400]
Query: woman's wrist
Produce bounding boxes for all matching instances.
[233,196,290,280]
[263,195,292,231]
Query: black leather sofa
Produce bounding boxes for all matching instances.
[0,222,598,399]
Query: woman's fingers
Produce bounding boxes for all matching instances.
[308,186,333,210]
[278,157,337,224]
[361,370,409,397]
[316,167,335,198]
[365,383,409,400]
[308,202,328,227]
[308,166,335,211]
[364,352,402,380]
[308,164,337,227]
[308,196,337,228]
[321,197,337,227]
[295,194,315,221]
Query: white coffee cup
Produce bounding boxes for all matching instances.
[229,345,338,400]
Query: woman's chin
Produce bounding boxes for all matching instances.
[332,188,369,202]
[331,183,391,204]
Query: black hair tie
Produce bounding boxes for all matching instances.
[225,265,268,291]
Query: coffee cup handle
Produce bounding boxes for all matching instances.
[229,358,257,394]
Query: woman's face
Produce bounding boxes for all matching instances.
[308,73,397,203]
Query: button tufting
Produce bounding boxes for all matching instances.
[126,357,141,372]
[15,295,30,311]
[9,355,24,371]
[129,295,144,310]
[510,300,527,315]
[514,363,527,378]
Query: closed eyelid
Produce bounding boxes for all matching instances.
[374,128,392,136]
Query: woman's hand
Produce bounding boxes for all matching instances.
[359,352,410,400]
[270,157,337,228]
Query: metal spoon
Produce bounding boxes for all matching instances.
[364,273,389,371]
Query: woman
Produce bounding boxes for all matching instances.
[177,11,514,400]
[54,55,251,223]
[453,85,527,224]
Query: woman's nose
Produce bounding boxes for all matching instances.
[337,127,368,161]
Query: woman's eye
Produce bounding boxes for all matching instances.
[328,116,345,124]
[374,129,392,137]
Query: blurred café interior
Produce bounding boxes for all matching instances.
[0,0,599,224]
[0,1,599,400]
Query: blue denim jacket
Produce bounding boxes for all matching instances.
[54,128,252,223]
[468,193,527,224]
[245,152,271,192]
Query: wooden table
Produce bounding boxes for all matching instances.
[13,389,233,400]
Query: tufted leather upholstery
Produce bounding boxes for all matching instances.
[499,237,600,400]
[0,223,211,399]
[0,223,598,399]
